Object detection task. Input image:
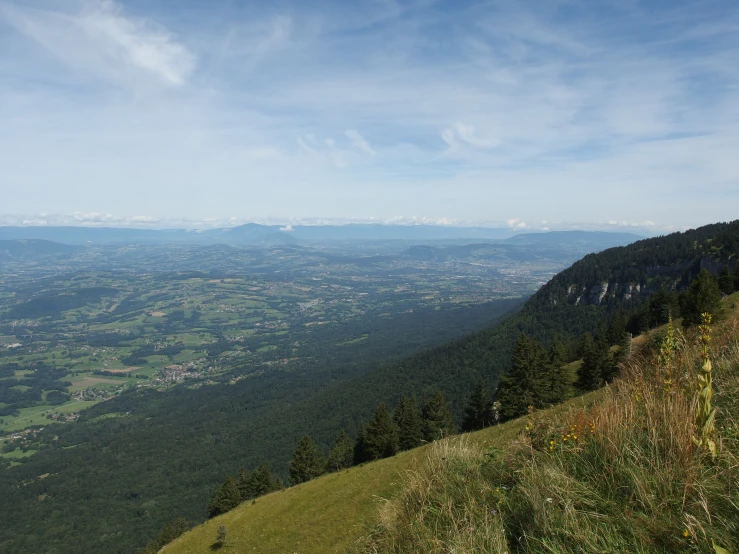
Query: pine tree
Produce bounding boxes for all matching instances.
[207,476,241,518]
[288,435,325,485]
[606,312,628,346]
[248,463,281,497]
[236,468,250,499]
[734,265,739,292]
[462,379,493,431]
[538,337,569,406]
[421,390,456,441]
[326,430,354,472]
[681,269,722,327]
[353,423,369,465]
[394,395,423,451]
[602,329,630,383]
[718,266,735,295]
[646,288,674,328]
[576,332,609,391]
[495,333,546,420]
[363,403,400,460]
[141,517,191,554]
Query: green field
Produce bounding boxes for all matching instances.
[163,392,600,554]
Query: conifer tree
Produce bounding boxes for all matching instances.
[326,429,354,472]
[646,288,674,328]
[288,435,325,485]
[363,403,400,460]
[394,395,423,451]
[236,468,250,499]
[462,379,493,431]
[681,269,722,327]
[496,333,546,420]
[421,390,456,441]
[141,517,191,554]
[353,423,369,465]
[606,312,628,346]
[718,266,735,295]
[734,265,739,292]
[207,476,241,518]
[538,337,569,406]
[576,332,609,391]
[248,463,281,497]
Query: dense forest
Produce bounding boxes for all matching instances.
[1,220,738,554]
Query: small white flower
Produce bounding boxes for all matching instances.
[545,498,553,503]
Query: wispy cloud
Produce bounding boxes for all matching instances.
[344,129,375,155]
[0,0,195,88]
[0,0,737,229]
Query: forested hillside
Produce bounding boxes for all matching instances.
[0,221,737,554]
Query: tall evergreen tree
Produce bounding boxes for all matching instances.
[606,312,628,346]
[248,463,281,497]
[353,423,369,465]
[421,390,456,441]
[646,288,675,328]
[393,395,423,451]
[538,337,569,406]
[141,517,191,554]
[207,476,241,518]
[363,403,400,460]
[495,333,546,420]
[681,269,722,327]
[718,266,735,295]
[734,265,739,292]
[288,435,325,485]
[462,379,493,431]
[236,468,250,499]
[576,333,609,391]
[326,430,354,472]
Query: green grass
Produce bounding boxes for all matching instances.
[338,334,369,346]
[0,400,101,431]
[0,448,38,460]
[164,303,739,554]
[162,394,600,554]
[358,307,739,554]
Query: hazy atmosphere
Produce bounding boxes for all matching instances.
[1,0,738,232]
[2,3,739,553]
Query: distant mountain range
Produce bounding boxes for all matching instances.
[0,239,85,261]
[0,224,643,247]
[400,231,644,262]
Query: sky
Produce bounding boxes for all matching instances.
[0,0,738,232]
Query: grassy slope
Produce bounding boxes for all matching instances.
[167,296,739,554]
[163,393,601,554]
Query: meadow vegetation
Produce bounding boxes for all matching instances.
[360,297,739,553]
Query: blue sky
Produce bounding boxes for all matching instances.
[0,0,737,231]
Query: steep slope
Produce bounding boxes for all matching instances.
[161,393,602,554]
[277,221,739,436]
[166,294,739,554]
[0,300,521,554]
[1,221,736,553]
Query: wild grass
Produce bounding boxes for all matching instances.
[359,309,739,554]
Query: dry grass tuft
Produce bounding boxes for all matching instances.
[358,306,739,553]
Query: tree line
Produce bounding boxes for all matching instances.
[205,265,733,520]
[205,389,461,519]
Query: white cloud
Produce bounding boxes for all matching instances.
[506,218,528,230]
[442,123,500,150]
[279,224,294,232]
[344,129,375,155]
[1,1,738,228]
[0,0,195,88]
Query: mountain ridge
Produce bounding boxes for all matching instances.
[0,224,643,246]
